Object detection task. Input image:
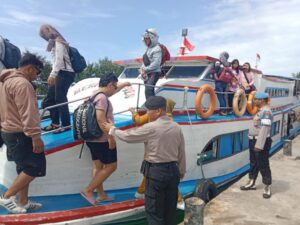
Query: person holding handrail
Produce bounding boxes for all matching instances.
[39,24,75,133]
[139,28,162,99]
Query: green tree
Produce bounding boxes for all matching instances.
[292,72,300,79]
[75,57,124,82]
[35,56,124,96]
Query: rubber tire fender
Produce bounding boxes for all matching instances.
[193,178,218,203]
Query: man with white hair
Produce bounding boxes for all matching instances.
[139,28,162,99]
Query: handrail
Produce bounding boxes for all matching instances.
[39,82,236,135]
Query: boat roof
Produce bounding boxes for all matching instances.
[114,55,218,66]
[264,74,299,81]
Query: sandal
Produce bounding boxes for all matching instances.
[80,192,96,206]
[42,124,60,132]
[53,127,71,134]
[96,195,114,203]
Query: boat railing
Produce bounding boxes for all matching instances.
[40,82,238,135]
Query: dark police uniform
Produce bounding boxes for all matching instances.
[109,96,186,225]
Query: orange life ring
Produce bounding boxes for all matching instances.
[246,91,258,115]
[247,91,271,115]
[233,88,247,117]
[195,84,216,119]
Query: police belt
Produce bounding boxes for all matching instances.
[140,160,177,176]
[248,136,271,140]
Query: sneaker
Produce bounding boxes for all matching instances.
[0,194,26,214]
[177,200,185,210]
[42,124,60,132]
[134,192,145,199]
[240,179,256,191]
[220,111,227,116]
[263,185,272,198]
[23,200,42,211]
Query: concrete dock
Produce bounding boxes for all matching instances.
[203,135,300,225]
[179,134,300,225]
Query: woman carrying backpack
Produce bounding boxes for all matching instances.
[39,24,75,133]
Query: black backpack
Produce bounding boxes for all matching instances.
[0,38,21,69]
[69,46,87,73]
[73,92,109,140]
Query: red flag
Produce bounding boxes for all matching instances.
[183,37,195,52]
[178,47,185,56]
[256,53,261,61]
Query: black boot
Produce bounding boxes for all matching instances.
[240,179,256,191]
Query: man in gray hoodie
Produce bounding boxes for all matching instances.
[0,52,45,214]
[139,28,162,99]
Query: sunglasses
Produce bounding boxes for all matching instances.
[111,83,118,90]
[33,65,42,75]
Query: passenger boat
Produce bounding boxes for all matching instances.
[1,55,300,224]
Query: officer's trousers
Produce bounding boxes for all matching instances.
[249,137,272,185]
[142,161,180,225]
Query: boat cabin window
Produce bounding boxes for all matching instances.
[198,130,249,164]
[198,138,218,163]
[166,66,207,79]
[120,67,140,78]
[271,120,281,136]
[161,66,172,76]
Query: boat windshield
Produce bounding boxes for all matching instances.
[120,67,140,78]
[166,66,207,79]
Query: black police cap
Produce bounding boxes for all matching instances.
[145,96,166,110]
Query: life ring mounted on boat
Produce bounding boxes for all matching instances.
[246,91,258,115]
[232,88,247,117]
[195,84,217,119]
[247,91,271,115]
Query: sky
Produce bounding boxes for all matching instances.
[1,0,300,76]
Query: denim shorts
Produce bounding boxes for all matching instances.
[1,132,46,177]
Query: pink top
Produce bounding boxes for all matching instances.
[228,69,242,92]
[88,92,114,142]
[240,71,254,90]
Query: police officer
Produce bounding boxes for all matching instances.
[103,96,186,225]
[240,92,273,198]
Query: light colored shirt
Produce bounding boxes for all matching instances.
[50,41,74,77]
[87,92,113,143]
[0,69,41,140]
[109,115,186,176]
[240,71,254,90]
[249,105,273,150]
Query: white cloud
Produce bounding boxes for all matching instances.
[7,10,67,26]
[165,0,300,76]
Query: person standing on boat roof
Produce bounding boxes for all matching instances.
[103,96,186,225]
[81,73,131,205]
[39,24,75,133]
[240,92,273,198]
[0,52,45,214]
[228,59,242,113]
[139,28,162,99]
[213,51,230,116]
